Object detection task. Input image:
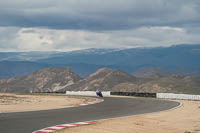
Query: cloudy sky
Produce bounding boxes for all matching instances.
[0,0,200,52]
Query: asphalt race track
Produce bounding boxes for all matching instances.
[0,97,180,133]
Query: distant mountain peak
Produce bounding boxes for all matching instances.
[61,68,137,92]
[0,44,200,78]
[67,48,124,55]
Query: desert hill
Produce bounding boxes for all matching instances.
[138,75,200,94]
[0,67,81,93]
[61,67,137,91]
[0,67,199,94]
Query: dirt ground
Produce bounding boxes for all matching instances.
[0,93,92,113]
[57,100,200,133]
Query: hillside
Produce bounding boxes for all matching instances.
[0,67,199,94]
[38,44,200,73]
[0,44,200,78]
[138,75,200,94]
[61,67,138,91]
[133,67,200,78]
[0,67,81,93]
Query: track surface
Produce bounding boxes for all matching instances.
[0,97,180,133]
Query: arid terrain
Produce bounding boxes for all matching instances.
[0,93,92,113]
[56,100,200,133]
[1,93,200,133]
[0,67,200,95]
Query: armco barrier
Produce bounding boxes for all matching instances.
[65,91,200,100]
[110,92,156,98]
[157,93,200,100]
[66,91,111,96]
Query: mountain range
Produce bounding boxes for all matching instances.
[0,66,199,95]
[0,44,200,78]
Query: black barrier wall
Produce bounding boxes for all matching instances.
[111,92,156,98]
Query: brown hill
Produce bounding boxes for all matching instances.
[62,67,138,91]
[137,75,200,94]
[0,66,199,94]
[0,67,82,93]
[133,67,173,78]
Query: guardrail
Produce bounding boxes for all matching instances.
[110,92,156,98]
[66,91,111,96]
[65,91,156,98]
[157,93,200,100]
[65,91,200,100]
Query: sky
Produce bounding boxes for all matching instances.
[0,0,200,52]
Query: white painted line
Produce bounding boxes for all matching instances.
[60,124,76,127]
[47,126,64,130]
[76,122,89,125]
[79,104,89,106]
[34,129,54,133]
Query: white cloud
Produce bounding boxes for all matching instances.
[0,26,199,52]
[16,28,54,51]
[0,0,200,51]
[150,26,184,32]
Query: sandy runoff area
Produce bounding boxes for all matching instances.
[0,93,93,113]
[56,100,200,133]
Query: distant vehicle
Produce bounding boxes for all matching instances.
[96,90,103,97]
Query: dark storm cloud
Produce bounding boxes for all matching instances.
[0,0,199,30]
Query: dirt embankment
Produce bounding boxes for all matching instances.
[57,100,200,133]
[0,93,92,113]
